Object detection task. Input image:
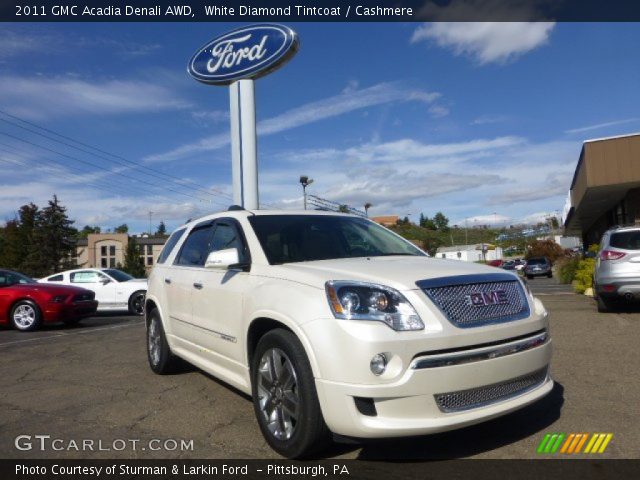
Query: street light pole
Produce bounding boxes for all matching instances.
[299,175,314,210]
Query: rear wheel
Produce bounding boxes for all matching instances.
[596,295,616,313]
[547,272,553,278]
[10,300,42,332]
[63,318,82,327]
[251,329,331,458]
[147,309,179,374]
[128,290,146,316]
[527,275,534,280]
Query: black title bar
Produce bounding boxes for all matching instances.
[3,0,640,22]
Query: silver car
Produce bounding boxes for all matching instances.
[594,226,640,312]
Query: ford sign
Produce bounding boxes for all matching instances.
[188,24,299,85]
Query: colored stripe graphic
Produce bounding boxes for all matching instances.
[538,433,613,454]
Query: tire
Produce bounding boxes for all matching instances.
[251,329,331,459]
[527,275,533,280]
[596,295,615,313]
[63,318,82,327]
[147,308,179,374]
[547,272,553,278]
[10,300,42,332]
[128,290,146,316]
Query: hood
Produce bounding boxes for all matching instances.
[12,283,91,295]
[257,256,518,291]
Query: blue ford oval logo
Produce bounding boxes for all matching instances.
[188,24,299,85]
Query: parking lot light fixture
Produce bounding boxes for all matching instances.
[299,175,314,210]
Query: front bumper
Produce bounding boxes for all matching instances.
[525,269,551,277]
[44,300,99,322]
[314,337,552,438]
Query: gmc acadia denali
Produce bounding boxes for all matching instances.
[145,209,553,458]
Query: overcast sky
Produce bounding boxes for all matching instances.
[1,22,639,233]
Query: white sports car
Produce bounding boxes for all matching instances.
[39,268,147,315]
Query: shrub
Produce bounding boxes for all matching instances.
[573,258,596,294]
[555,256,581,284]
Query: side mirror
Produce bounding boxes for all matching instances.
[100,278,111,285]
[205,248,240,269]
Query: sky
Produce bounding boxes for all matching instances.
[0,22,639,233]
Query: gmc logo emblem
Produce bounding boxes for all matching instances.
[465,290,509,307]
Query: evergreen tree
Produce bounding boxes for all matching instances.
[25,196,77,277]
[123,238,146,278]
[155,221,167,236]
[78,225,101,238]
[0,219,23,270]
[434,212,450,232]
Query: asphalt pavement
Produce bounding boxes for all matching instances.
[0,277,638,459]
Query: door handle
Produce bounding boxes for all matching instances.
[193,282,203,290]
[164,278,171,284]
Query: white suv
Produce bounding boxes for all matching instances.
[145,209,552,458]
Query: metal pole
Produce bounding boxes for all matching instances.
[303,185,307,210]
[229,79,259,209]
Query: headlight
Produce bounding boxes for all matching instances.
[50,295,67,303]
[325,281,424,331]
[519,277,533,297]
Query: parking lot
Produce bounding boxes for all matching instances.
[1,277,638,459]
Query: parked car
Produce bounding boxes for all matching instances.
[487,259,504,267]
[145,209,552,458]
[514,258,526,271]
[39,268,146,315]
[501,260,516,270]
[0,269,97,331]
[524,257,552,279]
[594,226,640,312]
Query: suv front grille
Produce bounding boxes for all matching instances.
[434,368,548,413]
[417,274,530,328]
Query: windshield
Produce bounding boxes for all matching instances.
[248,215,425,264]
[103,269,135,282]
[0,270,35,286]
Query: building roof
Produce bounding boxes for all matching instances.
[437,244,480,253]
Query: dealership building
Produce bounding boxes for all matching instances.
[75,233,167,274]
[563,133,640,246]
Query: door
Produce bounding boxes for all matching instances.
[190,218,249,363]
[166,222,216,343]
[70,270,117,307]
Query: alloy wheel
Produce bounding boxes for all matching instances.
[148,318,161,366]
[257,348,299,441]
[13,304,36,329]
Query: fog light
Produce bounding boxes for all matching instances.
[370,353,387,375]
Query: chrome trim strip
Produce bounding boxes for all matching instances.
[415,273,521,290]
[169,315,237,343]
[411,331,548,369]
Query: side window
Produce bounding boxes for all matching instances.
[47,274,63,282]
[157,228,186,264]
[211,220,249,264]
[175,225,215,266]
[71,271,99,283]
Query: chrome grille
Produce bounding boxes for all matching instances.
[434,368,548,413]
[417,274,529,328]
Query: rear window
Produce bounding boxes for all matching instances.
[527,258,548,265]
[610,231,640,250]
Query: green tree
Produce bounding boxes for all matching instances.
[24,196,77,277]
[114,224,129,234]
[433,212,450,232]
[338,205,350,213]
[155,221,167,236]
[78,225,101,238]
[122,238,146,278]
[0,219,23,270]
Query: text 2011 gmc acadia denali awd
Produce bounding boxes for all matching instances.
[145,208,552,458]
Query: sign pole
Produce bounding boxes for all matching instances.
[229,79,258,209]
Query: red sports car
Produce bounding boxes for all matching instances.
[0,269,98,331]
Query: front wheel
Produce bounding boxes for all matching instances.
[10,300,42,332]
[251,329,330,459]
[128,290,146,316]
